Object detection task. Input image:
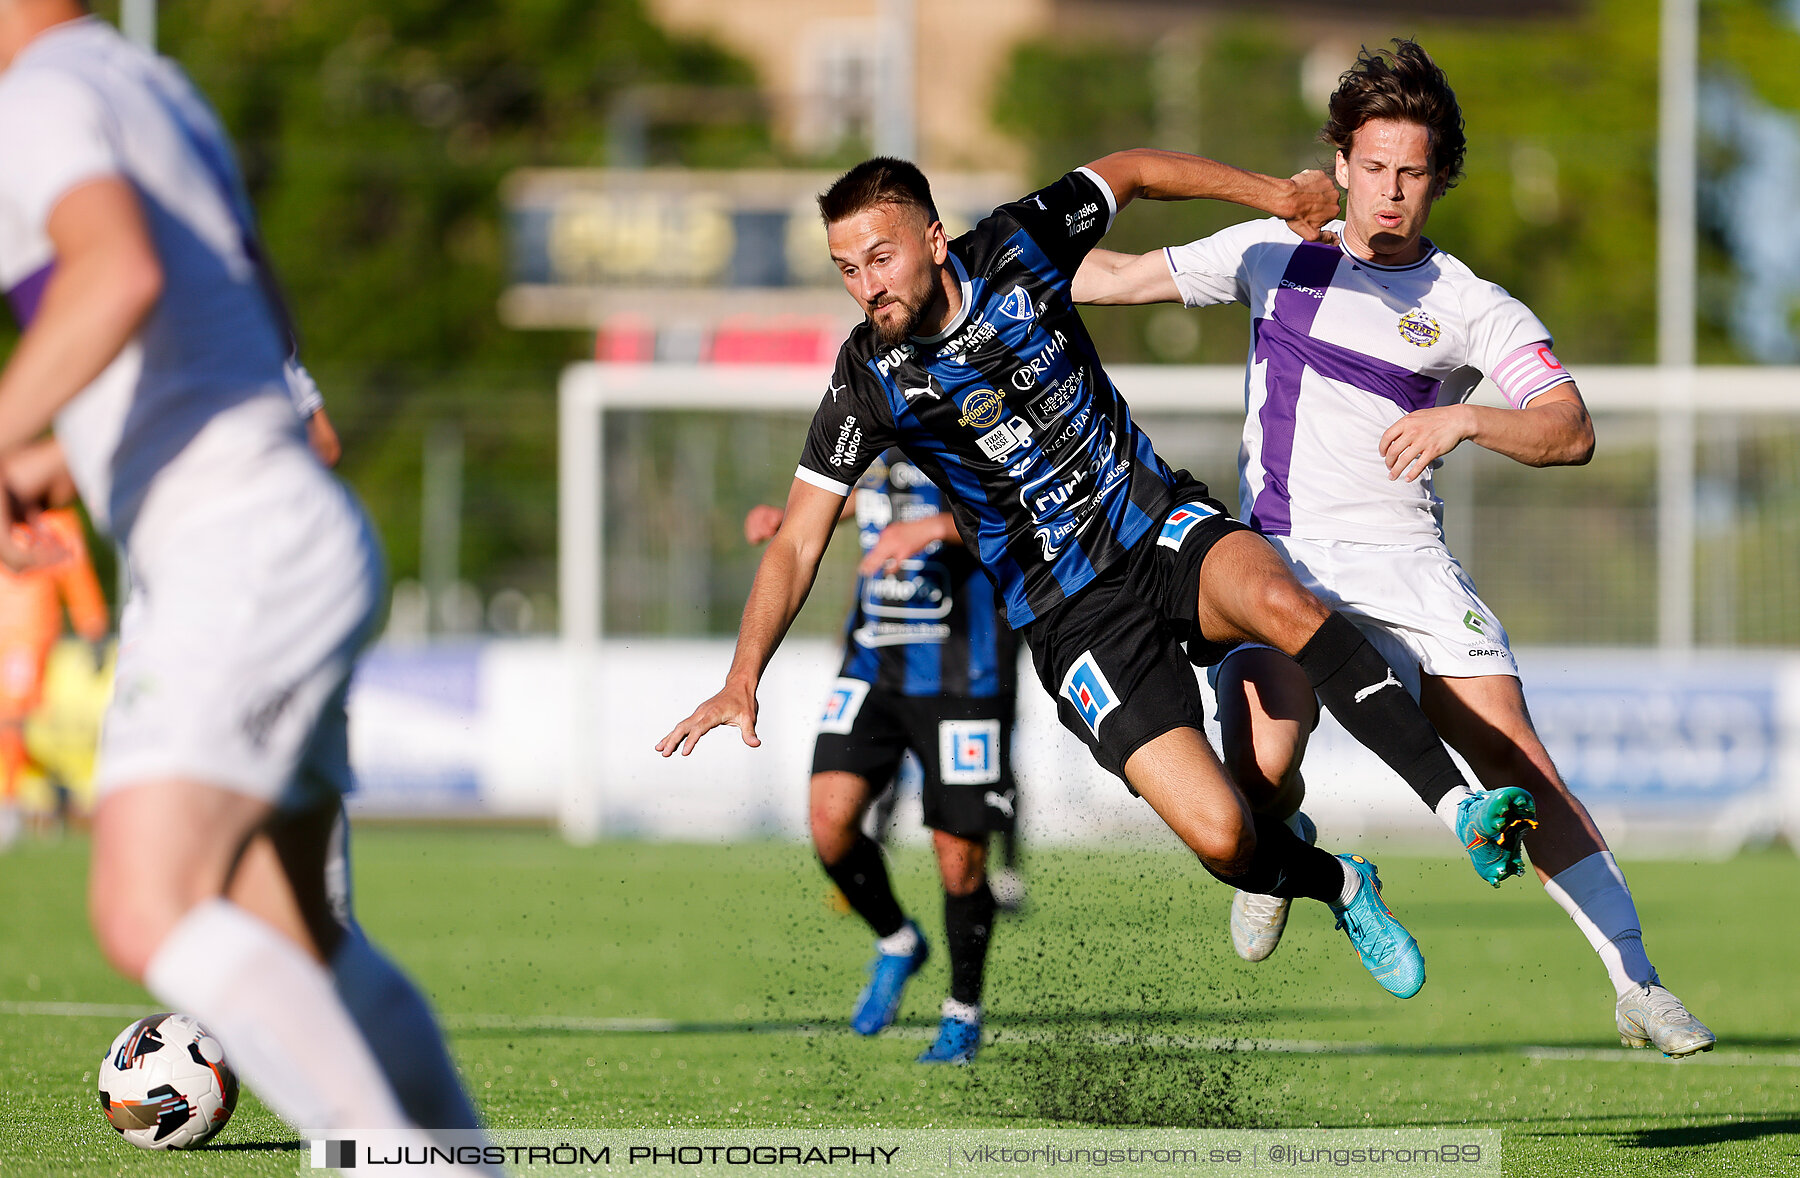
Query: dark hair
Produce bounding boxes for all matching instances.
[1320,39,1466,189]
[817,157,939,227]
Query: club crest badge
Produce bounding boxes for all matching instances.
[1397,309,1441,347]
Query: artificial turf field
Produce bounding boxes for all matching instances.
[1,829,1795,1176]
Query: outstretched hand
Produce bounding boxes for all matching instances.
[0,503,69,573]
[0,447,74,572]
[656,680,760,757]
[857,517,938,577]
[743,504,784,545]
[1284,170,1341,244]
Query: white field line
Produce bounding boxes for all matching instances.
[5,1001,1791,1067]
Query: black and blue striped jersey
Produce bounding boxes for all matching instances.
[837,449,1017,699]
[797,167,1182,629]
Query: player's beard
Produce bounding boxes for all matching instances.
[869,296,924,347]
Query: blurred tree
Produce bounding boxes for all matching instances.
[992,0,1748,367]
[81,0,774,606]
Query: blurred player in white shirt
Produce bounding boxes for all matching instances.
[0,0,490,1154]
[1075,39,1712,1056]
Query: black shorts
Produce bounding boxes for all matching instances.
[811,682,1016,838]
[1022,479,1250,782]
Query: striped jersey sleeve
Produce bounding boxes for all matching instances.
[796,344,898,496]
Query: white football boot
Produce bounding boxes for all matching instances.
[1229,811,1316,962]
[1616,982,1715,1057]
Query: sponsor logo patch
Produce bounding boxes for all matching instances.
[818,677,870,735]
[1066,201,1100,236]
[940,718,1003,786]
[958,388,1005,429]
[1060,653,1120,739]
[829,415,862,467]
[1034,517,1079,561]
[873,344,915,376]
[976,417,1031,460]
[1157,501,1220,551]
[1398,309,1441,347]
[861,560,952,620]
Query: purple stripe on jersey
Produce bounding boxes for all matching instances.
[6,261,54,326]
[1248,245,1442,535]
[1271,242,1340,335]
[1257,318,1442,413]
[1249,318,1301,535]
[1249,245,1342,535]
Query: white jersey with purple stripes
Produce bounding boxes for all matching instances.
[0,16,297,540]
[1164,217,1573,546]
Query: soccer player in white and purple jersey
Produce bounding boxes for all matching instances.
[1075,39,1713,1057]
[0,1,492,1155]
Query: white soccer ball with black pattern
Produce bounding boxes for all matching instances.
[97,1013,238,1149]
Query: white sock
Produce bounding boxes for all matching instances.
[144,899,415,1137]
[1434,785,1475,833]
[877,922,919,956]
[1542,851,1658,997]
[942,997,981,1024]
[331,929,486,1135]
[1335,859,1361,907]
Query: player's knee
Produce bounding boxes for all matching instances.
[1222,742,1292,810]
[1257,575,1328,633]
[89,811,231,982]
[88,884,178,982]
[1194,822,1256,878]
[932,830,986,895]
[809,807,858,865]
[1466,732,1556,794]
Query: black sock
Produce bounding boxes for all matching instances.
[943,885,997,1007]
[1205,812,1345,904]
[1294,612,1467,810]
[820,835,906,938]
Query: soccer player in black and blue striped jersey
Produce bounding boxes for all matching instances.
[748,449,1017,1064]
[662,150,1490,1011]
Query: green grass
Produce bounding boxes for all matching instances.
[1,830,1796,1175]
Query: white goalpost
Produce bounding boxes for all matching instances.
[555,361,1800,848]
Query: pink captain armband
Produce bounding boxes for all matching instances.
[1489,341,1576,409]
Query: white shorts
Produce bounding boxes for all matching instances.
[1267,535,1517,697]
[95,448,383,812]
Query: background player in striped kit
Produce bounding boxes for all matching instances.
[745,448,1018,1063]
[1074,38,1712,1056]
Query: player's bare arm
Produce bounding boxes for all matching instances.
[658,478,846,756]
[859,512,961,577]
[1070,247,1183,306]
[0,177,162,453]
[1085,151,1340,241]
[745,496,856,544]
[1381,383,1595,482]
[306,407,343,468]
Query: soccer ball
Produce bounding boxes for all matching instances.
[98,1013,238,1149]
